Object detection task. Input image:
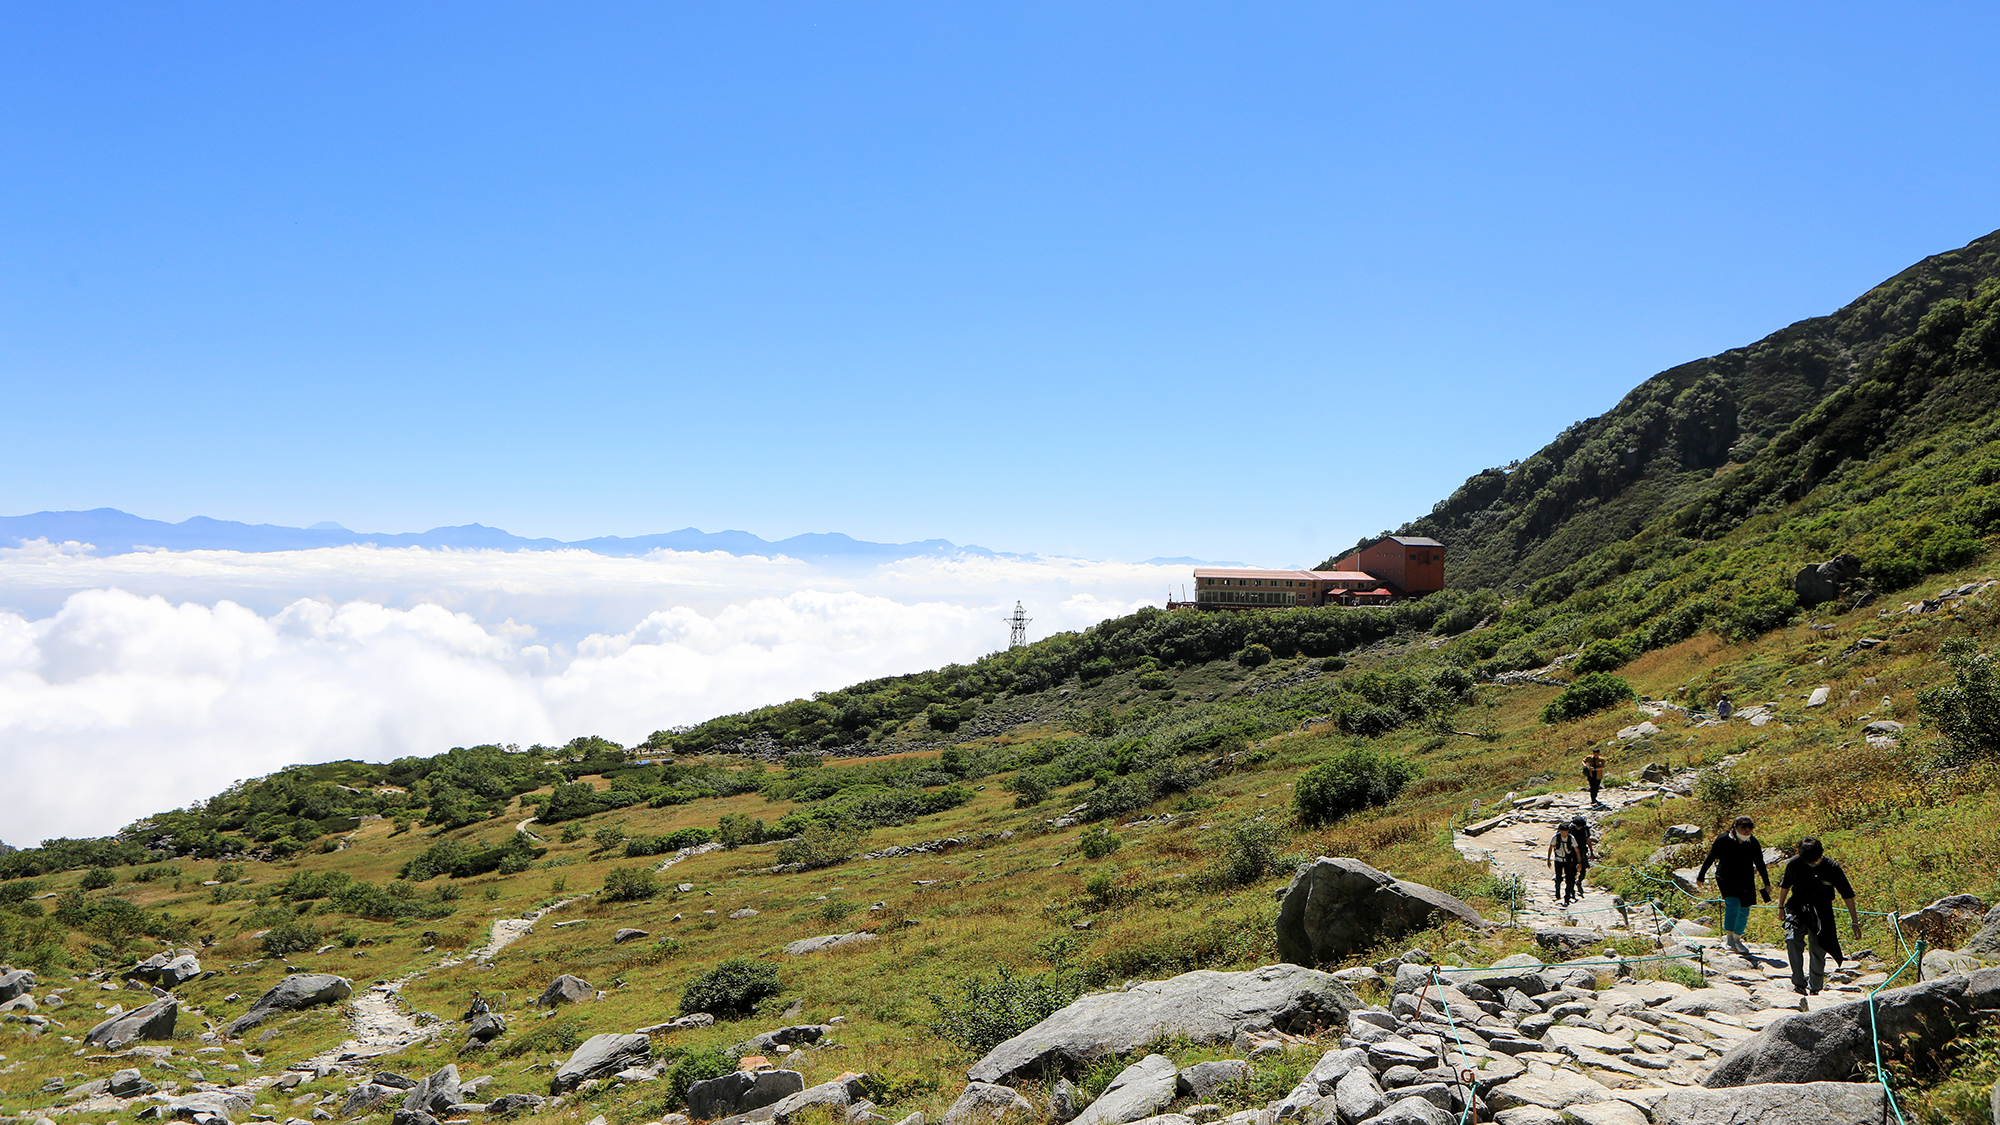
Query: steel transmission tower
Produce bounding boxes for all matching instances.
[1005,602,1031,649]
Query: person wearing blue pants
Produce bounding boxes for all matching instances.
[1696,815,1772,955]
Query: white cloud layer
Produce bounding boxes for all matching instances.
[0,542,1184,843]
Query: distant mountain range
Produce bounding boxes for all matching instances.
[0,508,1014,562]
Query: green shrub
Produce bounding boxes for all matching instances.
[1540,673,1637,724]
[1136,670,1172,690]
[1204,818,1290,886]
[593,825,628,852]
[716,814,767,850]
[601,866,659,902]
[783,752,823,770]
[1011,769,1050,808]
[664,1047,737,1108]
[1077,829,1122,860]
[927,965,1083,1054]
[775,823,865,870]
[1572,637,1637,674]
[1320,657,1347,673]
[1084,869,1121,908]
[1293,748,1420,826]
[260,921,321,957]
[1920,638,2000,764]
[79,868,116,891]
[680,957,780,1016]
[1237,644,1273,668]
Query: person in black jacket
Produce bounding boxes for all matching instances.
[1695,815,1771,955]
[1775,837,1862,995]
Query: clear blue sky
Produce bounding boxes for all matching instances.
[5,2,1998,565]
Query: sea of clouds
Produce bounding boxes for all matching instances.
[0,540,1189,843]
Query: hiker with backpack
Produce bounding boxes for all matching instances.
[1547,822,1583,905]
[1581,747,1608,807]
[1695,815,1772,955]
[1774,837,1862,995]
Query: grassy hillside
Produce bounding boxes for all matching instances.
[10,231,2000,1123]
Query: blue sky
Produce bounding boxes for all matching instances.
[5,3,2000,566]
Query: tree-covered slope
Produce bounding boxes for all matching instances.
[1374,228,2000,590]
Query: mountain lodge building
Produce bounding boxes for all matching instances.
[1183,536,1445,611]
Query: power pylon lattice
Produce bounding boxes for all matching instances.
[1005,602,1031,649]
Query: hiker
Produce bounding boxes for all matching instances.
[1547,823,1583,905]
[1568,815,1594,877]
[1716,695,1734,720]
[462,989,489,1020]
[1695,815,1772,955]
[1581,747,1608,806]
[1774,837,1862,995]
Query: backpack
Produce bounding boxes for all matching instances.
[1568,817,1593,859]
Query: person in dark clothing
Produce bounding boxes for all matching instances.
[1547,824,1582,904]
[1581,748,1608,807]
[1696,815,1772,954]
[1774,837,1861,995]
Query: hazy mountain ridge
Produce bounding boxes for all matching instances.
[0,507,1011,562]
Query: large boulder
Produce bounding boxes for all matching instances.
[85,996,177,1048]
[1071,1055,1177,1125]
[550,1033,652,1094]
[684,1069,805,1120]
[0,967,36,1003]
[770,1076,865,1124]
[1793,554,1863,607]
[1651,1082,1887,1124]
[1706,968,2000,1086]
[784,932,879,956]
[1275,858,1485,965]
[402,1065,463,1115]
[225,973,352,1037]
[967,964,1360,1084]
[463,1012,507,1049]
[535,974,594,1008]
[126,950,202,988]
[340,1083,400,1118]
[940,1082,1034,1125]
[734,1023,830,1055]
[1175,1060,1249,1102]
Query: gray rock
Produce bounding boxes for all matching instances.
[940,1082,1033,1125]
[0,968,34,1003]
[1050,1080,1080,1123]
[686,1069,806,1120]
[1177,1061,1249,1102]
[340,1084,398,1118]
[127,952,203,988]
[1793,554,1862,607]
[772,1078,860,1124]
[613,929,651,944]
[535,974,594,1008]
[1275,858,1485,965]
[785,932,880,956]
[463,1012,507,1047]
[1072,1055,1178,1125]
[968,964,1360,1084]
[1659,993,1755,1017]
[1530,928,1603,958]
[486,1094,547,1117]
[1662,824,1702,844]
[165,1091,256,1122]
[1334,1068,1387,1124]
[225,974,352,1037]
[374,1073,419,1090]
[1960,904,2000,957]
[1706,969,2000,1087]
[1562,1103,1646,1125]
[85,996,178,1048]
[551,1033,652,1094]
[1484,1071,1610,1112]
[401,1065,462,1115]
[1361,1096,1452,1125]
[1652,1081,1887,1124]
[390,1109,438,1125]
[107,1068,158,1096]
[1276,1047,1367,1117]
[737,1024,832,1055]
[637,1011,718,1033]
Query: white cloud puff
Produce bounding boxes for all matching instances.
[0,545,1182,842]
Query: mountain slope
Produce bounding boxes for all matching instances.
[1377,228,2000,590]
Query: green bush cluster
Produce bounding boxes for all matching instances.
[601,866,659,902]
[680,958,781,1016]
[260,921,321,957]
[1540,673,1637,724]
[1920,638,2000,765]
[1292,748,1420,827]
[927,965,1083,1054]
[623,828,715,857]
